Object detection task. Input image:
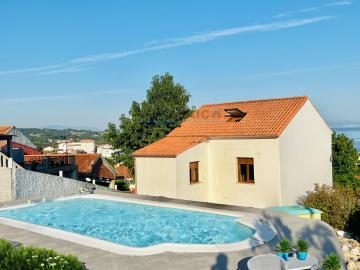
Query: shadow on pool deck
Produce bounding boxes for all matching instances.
[0,190,346,270]
[211,253,228,270]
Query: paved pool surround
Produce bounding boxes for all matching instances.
[0,194,276,255]
[0,190,346,270]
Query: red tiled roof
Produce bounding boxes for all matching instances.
[0,126,13,136]
[133,136,207,157]
[133,96,308,157]
[115,164,132,178]
[80,139,95,143]
[74,154,100,174]
[12,142,41,155]
[74,153,117,179]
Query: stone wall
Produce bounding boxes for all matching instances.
[12,169,94,200]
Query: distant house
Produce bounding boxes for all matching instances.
[97,144,116,158]
[115,163,132,180]
[0,125,41,163]
[43,146,55,153]
[24,154,77,179]
[74,153,117,181]
[133,96,333,208]
[58,139,96,154]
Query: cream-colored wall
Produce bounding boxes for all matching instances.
[175,141,209,202]
[0,168,13,202]
[279,100,332,205]
[207,139,282,208]
[135,157,177,197]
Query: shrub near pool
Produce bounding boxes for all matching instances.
[115,180,130,191]
[298,184,360,236]
[0,240,85,270]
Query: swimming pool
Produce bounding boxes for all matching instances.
[0,195,276,255]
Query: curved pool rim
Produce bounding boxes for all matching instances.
[0,194,277,255]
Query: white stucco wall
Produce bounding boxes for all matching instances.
[135,138,283,207]
[135,157,177,197]
[279,100,332,205]
[0,168,13,202]
[207,138,282,208]
[175,141,209,202]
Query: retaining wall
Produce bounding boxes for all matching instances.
[12,169,94,200]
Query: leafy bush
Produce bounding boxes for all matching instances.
[322,253,341,270]
[347,207,360,237]
[115,180,130,191]
[0,240,85,270]
[296,240,309,252]
[298,184,359,232]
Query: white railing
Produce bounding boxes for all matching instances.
[0,152,22,169]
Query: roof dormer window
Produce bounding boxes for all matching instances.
[224,108,247,122]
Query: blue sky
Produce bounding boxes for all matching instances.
[0,0,359,130]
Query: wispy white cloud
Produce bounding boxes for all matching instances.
[35,65,91,76]
[0,16,335,76]
[64,16,336,64]
[273,0,351,18]
[0,89,131,104]
[299,6,322,13]
[325,1,352,6]
[0,64,66,75]
[273,12,291,18]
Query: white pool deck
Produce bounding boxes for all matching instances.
[0,190,345,270]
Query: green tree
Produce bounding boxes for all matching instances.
[104,73,193,174]
[332,132,359,187]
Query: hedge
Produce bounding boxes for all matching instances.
[0,240,85,270]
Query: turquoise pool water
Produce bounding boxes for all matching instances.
[0,198,255,247]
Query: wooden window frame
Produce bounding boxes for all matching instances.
[189,161,200,184]
[237,157,255,184]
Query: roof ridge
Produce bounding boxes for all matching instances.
[200,96,308,107]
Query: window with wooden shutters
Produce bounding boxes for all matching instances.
[189,161,199,184]
[237,158,255,183]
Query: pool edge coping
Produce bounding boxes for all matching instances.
[0,194,276,256]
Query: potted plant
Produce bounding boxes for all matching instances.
[275,239,293,261]
[322,253,341,270]
[296,239,309,260]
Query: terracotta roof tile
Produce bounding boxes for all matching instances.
[0,126,13,136]
[168,96,308,138]
[133,136,207,157]
[74,153,101,174]
[133,96,308,157]
[115,164,132,178]
[80,139,95,143]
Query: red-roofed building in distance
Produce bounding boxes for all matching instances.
[74,153,117,181]
[115,163,132,180]
[0,125,41,163]
[133,96,333,208]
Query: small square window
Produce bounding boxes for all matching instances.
[189,162,199,184]
[237,158,255,183]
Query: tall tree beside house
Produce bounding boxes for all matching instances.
[332,132,360,187]
[104,73,194,174]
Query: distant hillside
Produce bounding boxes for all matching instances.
[19,128,106,150]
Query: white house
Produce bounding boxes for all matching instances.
[57,139,96,154]
[97,144,116,158]
[133,96,332,208]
